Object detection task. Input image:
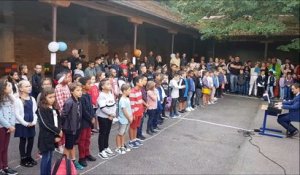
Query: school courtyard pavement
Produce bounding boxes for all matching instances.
[8,95,300,175]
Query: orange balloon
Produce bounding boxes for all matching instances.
[134,49,142,57]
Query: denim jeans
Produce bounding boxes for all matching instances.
[40,151,53,175]
[238,84,245,95]
[284,86,292,100]
[187,91,194,108]
[169,98,178,117]
[230,74,238,92]
[280,87,285,99]
[147,109,156,132]
[195,88,202,105]
[244,81,250,95]
[267,86,274,98]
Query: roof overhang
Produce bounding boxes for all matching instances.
[71,0,199,37]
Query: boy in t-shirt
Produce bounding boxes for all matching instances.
[129,76,148,148]
[116,84,133,154]
[169,73,185,118]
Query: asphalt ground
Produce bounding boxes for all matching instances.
[7,95,300,174]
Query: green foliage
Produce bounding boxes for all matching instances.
[277,38,300,52]
[161,0,299,40]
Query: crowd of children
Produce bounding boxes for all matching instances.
[0,50,299,175]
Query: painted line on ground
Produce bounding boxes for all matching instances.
[180,117,252,131]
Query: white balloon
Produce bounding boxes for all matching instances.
[48,41,59,52]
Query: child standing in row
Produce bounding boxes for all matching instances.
[97,79,117,159]
[116,84,133,154]
[55,72,71,154]
[178,71,188,113]
[146,81,158,135]
[61,82,84,170]
[169,73,184,118]
[186,70,195,111]
[15,80,38,168]
[0,79,18,175]
[78,77,97,167]
[267,71,276,99]
[279,74,286,100]
[37,88,62,175]
[129,76,147,148]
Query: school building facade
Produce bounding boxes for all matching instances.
[0,1,298,76]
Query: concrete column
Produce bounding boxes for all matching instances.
[133,23,138,50]
[168,30,178,54]
[52,5,57,41]
[0,1,15,62]
[128,17,143,51]
[260,41,272,59]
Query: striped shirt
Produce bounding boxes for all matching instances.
[129,87,144,117]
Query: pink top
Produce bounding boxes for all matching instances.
[147,90,157,110]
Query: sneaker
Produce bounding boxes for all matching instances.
[161,115,169,119]
[128,141,139,149]
[112,118,119,124]
[154,126,162,131]
[91,128,99,133]
[20,158,33,168]
[137,135,146,141]
[190,107,195,111]
[3,167,18,175]
[78,158,87,167]
[208,102,212,105]
[105,147,115,156]
[115,148,126,155]
[0,170,6,175]
[287,130,299,138]
[135,139,143,146]
[171,115,178,119]
[122,145,131,152]
[73,160,84,170]
[98,151,109,159]
[27,157,37,166]
[86,155,97,161]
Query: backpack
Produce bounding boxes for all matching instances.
[51,154,77,175]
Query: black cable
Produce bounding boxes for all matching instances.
[239,130,287,175]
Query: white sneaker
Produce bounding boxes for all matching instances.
[122,146,131,152]
[105,147,115,156]
[213,97,218,101]
[190,107,195,111]
[186,108,191,112]
[208,102,212,105]
[98,150,109,159]
[112,118,119,124]
[115,148,126,155]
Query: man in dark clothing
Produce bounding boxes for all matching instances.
[54,58,70,80]
[31,64,43,99]
[95,56,105,74]
[147,51,156,67]
[68,49,81,73]
[230,56,243,93]
[181,53,188,67]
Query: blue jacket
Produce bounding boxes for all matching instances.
[282,94,300,121]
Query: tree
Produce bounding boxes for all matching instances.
[161,0,299,50]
